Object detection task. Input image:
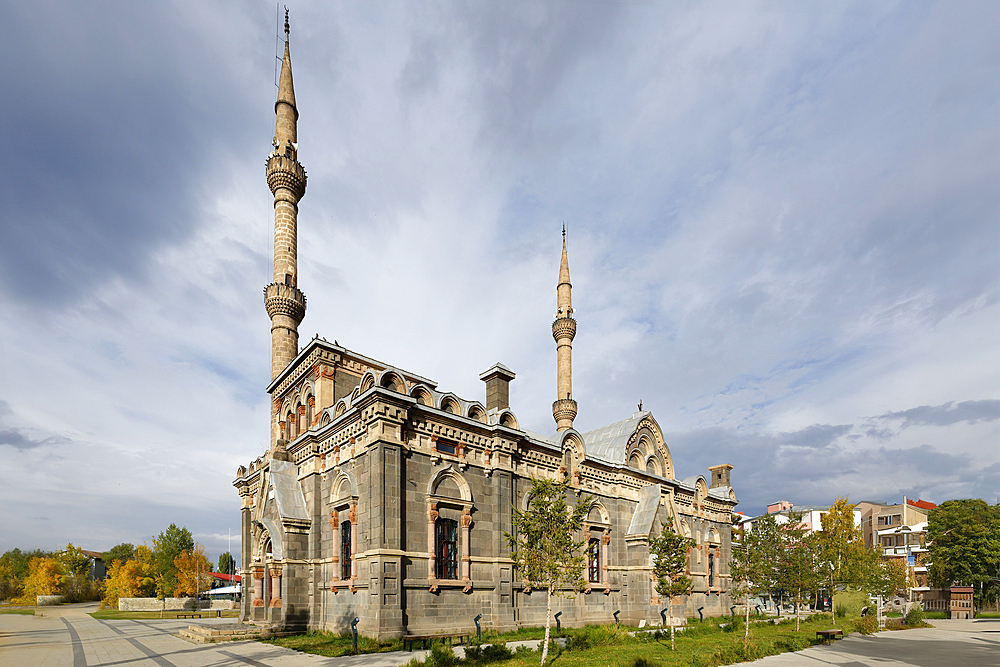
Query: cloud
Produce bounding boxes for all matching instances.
[0,429,67,451]
[874,400,1000,429]
[0,1,997,558]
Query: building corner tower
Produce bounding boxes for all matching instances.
[552,228,577,431]
[264,10,307,387]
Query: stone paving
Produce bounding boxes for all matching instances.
[0,602,430,667]
[3,604,1000,667]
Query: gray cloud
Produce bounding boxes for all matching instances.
[0,1,997,558]
[875,400,1000,429]
[0,428,68,451]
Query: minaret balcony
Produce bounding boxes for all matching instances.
[266,154,307,199]
[551,316,577,342]
[552,398,578,426]
[265,282,306,324]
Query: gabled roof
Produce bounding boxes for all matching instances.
[907,499,937,510]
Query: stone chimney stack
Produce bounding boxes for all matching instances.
[708,463,733,489]
[480,363,516,412]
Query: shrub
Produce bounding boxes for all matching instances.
[513,644,535,658]
[633,658,662,667]
[424,643,459,667]
[853,614,879,635]
[464,641,512,664]
[904,607,925,627]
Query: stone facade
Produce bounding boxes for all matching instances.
[233,15,739,640]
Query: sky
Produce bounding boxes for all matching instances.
[0,1,997,565]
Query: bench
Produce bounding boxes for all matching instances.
[816,629,843,644]
[403,633,471,651]
[176,610,224,619]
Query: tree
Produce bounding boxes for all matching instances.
[174,545,213,598]
[776,512,820,632]
[505,478,591,666]
[17,557,63,604]
[648,523,694,649]
[218,552,236,576]
[818,497,866,624]
[59,543,91,578]
[731,513,782,640]
[863,552,907,600]
[927,499,1000,611]
[0,549,51,602]
[101,544,159,609]
[103,543,137,567]
[152,524,193,596]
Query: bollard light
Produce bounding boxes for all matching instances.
[351,617,360,650]
[698,606,704,622]
[474,613,482,641]
[730,606,736,618]
[660,608,668,627]
[613,610,620,626]
[554,611,563,633]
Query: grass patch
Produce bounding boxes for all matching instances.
[976,612,1000,618]
[89,609,239,620]
[263,630,404,656]
[0,608,35,615]
[832,589,868,619]
[352,616,850,667]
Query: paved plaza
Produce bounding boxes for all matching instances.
[2,603,998,667]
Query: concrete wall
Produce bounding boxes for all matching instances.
[118,598,234,611]
[37,595,65,606]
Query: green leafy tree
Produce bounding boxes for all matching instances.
[648,523,694,650]
[776,512,820,632]
[218,552,236,576]
[152,524,194,596]
[927,499,1000,611]
[103,543,137,567]
[504,478,591,665]
[818,497,866,624]
[862,551,907,600]
[731,513,782,640]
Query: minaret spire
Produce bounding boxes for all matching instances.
[552,228,577,431]
[264,9,307,447]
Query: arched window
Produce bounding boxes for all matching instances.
[306,399,313,428]
[708,552,715,588]
[629,452,643,471]
[341,520,352,580]
[435,518,458,580]
[264,538,273,560]
[588,538,601,583]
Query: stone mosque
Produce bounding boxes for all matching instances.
[234,15,738,638]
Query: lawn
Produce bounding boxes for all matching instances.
[262,630,406,656]
[0,608,34,615]
[268,615,859,666]
[90,609,240,620]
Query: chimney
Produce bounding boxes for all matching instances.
[708,464,733,489]
[479,363,516,411]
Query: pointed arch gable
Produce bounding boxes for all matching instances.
[626,415,673,479]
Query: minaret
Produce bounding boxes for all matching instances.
[552,227,577,431]
[264,10,307,382]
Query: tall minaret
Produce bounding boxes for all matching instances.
[264,9,307,382]
[552,227,577,431]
